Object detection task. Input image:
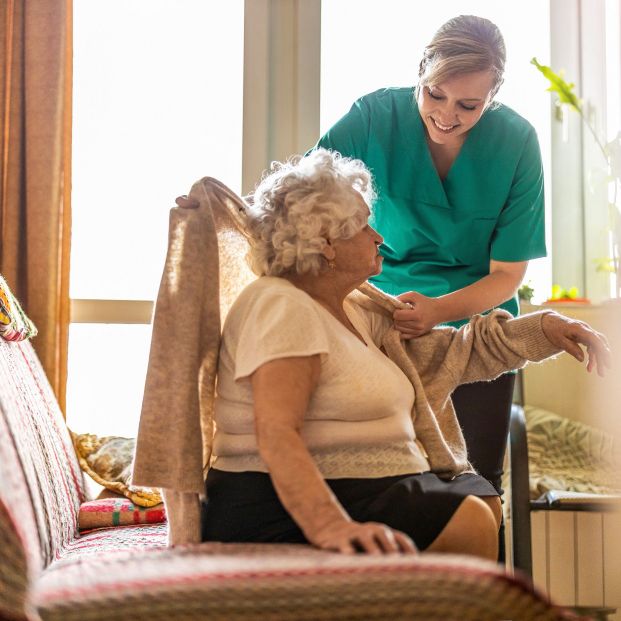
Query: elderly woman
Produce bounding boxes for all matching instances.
[201,148,609,560]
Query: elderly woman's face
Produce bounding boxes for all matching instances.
[330,194,384,280]
[417,70,495,149]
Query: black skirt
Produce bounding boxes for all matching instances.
[202,469,498,551]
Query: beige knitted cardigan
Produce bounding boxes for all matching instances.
[132,177,560,545]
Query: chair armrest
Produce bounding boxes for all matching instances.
[508,404,533,578]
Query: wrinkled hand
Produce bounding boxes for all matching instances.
[393,291,443,338]
[541,313,612,377]
[311,520,418,555]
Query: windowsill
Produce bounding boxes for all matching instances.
[521,299,621,312]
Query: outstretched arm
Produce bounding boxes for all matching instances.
[252,355,416,555]
[403,310,611,388]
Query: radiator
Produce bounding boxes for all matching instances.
[513,511,621,618]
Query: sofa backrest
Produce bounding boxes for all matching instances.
[0,339,84,616]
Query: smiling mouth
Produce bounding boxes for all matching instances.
[431,118,459,133]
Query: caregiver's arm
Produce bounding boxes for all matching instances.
[252,355,416,555]
[394,259,527,338]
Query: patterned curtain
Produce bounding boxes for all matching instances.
[0,0,72,411]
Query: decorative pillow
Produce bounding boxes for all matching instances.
[71,432,162,507]
[79,497,166,531]
[0,274,37,341]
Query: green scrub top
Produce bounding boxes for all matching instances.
[315,87,546,327]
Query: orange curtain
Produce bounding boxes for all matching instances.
[0,0,72,412]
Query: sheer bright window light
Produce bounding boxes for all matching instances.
[320,0,551,303]
[605,0,621,144]
[67,324,154,437]
[606,0,620,298]
[68,1,244,437]
[71,0,244,302]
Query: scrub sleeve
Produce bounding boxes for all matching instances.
[314,87,546,503]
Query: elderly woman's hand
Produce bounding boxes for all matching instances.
[393,291,444,338]
[541,312,612,377]
[311,519,417,555]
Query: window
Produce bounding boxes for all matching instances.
[68,1,619,436]
[68,0,244,437]
[605,0,621,146]
[550,0,621,302]
[320,0,552,302]
[605,0,621,298]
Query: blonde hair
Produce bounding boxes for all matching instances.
[418,15,506,100]
[245,149,374,277]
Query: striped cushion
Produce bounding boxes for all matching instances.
[60,524,167,562]
[35,543,571,621]
[0,341,84,564]
[79,498,166,531]
[0,501,31,620]
[0,339,85,620]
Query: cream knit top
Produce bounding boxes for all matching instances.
[212,277,430,477]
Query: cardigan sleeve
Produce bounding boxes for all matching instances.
[162,488,202,545]
[405,309,562,387]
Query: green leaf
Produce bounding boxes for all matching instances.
[531,57,581,112]
[517,282,535,302]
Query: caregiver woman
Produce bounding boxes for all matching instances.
[313,15,545,518]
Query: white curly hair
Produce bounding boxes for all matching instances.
[245,148,375,277]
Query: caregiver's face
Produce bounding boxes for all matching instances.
[417,70,495,148]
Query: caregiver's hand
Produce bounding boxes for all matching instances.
[393,291,443,338]
[541,312,612,377]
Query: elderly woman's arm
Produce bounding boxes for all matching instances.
[402,310,611,387]
[251,355,417,555]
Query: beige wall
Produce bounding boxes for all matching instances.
[522,300,621,440]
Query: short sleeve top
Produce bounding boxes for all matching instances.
[315,87,546,327]
[212,277,430,478]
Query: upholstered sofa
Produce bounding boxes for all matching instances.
[0,335,579,621]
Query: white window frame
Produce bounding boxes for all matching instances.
[550,0,621,302]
